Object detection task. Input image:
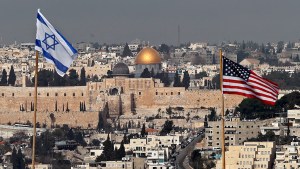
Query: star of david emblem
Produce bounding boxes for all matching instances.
[42,32,59,50]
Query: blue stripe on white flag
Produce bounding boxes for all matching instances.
[35,9,77,77]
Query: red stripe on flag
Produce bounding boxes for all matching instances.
[223,91,276,106]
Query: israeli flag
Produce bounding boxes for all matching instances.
[35,9,77,77]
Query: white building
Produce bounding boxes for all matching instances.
[275,140,300,169]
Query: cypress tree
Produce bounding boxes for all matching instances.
[117,140,126,160]
[182,71,190,90]
[11,147,17,167]
[122,43,133,57]
[8,65,16,86]
[141,123,146,137]
[140,68,151,78]
[83,102,86,111]
[173,71,181,87]
[17,148,25,169]
[79,67,86,86]
[150,68,155,78]
[55,101,58,111]
[97,112,104,131]
[0,69,8,85]
[67,129,75,140]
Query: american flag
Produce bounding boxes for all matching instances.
[222,56,279,106]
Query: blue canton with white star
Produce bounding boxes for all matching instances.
[42,32,59,50]
[223,57,250,81]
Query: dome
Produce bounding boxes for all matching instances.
[135,47,161,65]
[112,62,129,76]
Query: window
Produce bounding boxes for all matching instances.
[139,92,141,95]
[55,93,58,96]
[47,93,49,96]
[73,93,75,97]
[156,92,158,95]
[29,93,31,96]
[64,93,66,96]
[178,92,180,95]
[81,93,84,96]
[171,92,173,95]
[91,152,95,156]
[217,126,219,128]
[12,93,14,96]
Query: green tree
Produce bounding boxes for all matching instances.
[0,69,7,86]
[74,131,87,146]
[122,43,133,57]
[208,108,217,121]
[237,50,250,63]
[33,70,54,87]
[211,74,220,89]
[166,106,173,118]
[182,71,190,89]
[52,128,64,140]
[97,112,105,131]
[156,71,170,87]
[160,120,174,136]
[117,140,126,160]
[158,44,170,54]
[67,129,75,140]
[277,41,284,53]
[96,134,114,161]
[150,68,155,78]
[276,91,300,110]
[92,139,100,146]
[79,67,86,86]
[8,65,16,86]
[11,147,17,168]
[195,71,208,79]
[141,123,147,137]
[236,98,274,119]
[53,71,66,86]
[17,148,25,169]
[67,69,79,86]
[173,71,181,87]
[140,68,151,78]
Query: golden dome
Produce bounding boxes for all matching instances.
[135,47,161,65]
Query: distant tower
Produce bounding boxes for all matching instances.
[178,25,180,47]
[21,59,29,87]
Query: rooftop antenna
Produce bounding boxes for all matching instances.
[178,25,180,47]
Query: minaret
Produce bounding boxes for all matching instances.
[21,59,28,87]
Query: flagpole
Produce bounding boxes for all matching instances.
[31,51,38,169]
[219,49,225,169]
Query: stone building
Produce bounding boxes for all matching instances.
[275,140,300,169]
[216,142,276,169]
[205,117,263,148]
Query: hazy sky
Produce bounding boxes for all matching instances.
[1,0,300,45]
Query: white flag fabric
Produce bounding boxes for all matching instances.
[35,9,77,77]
